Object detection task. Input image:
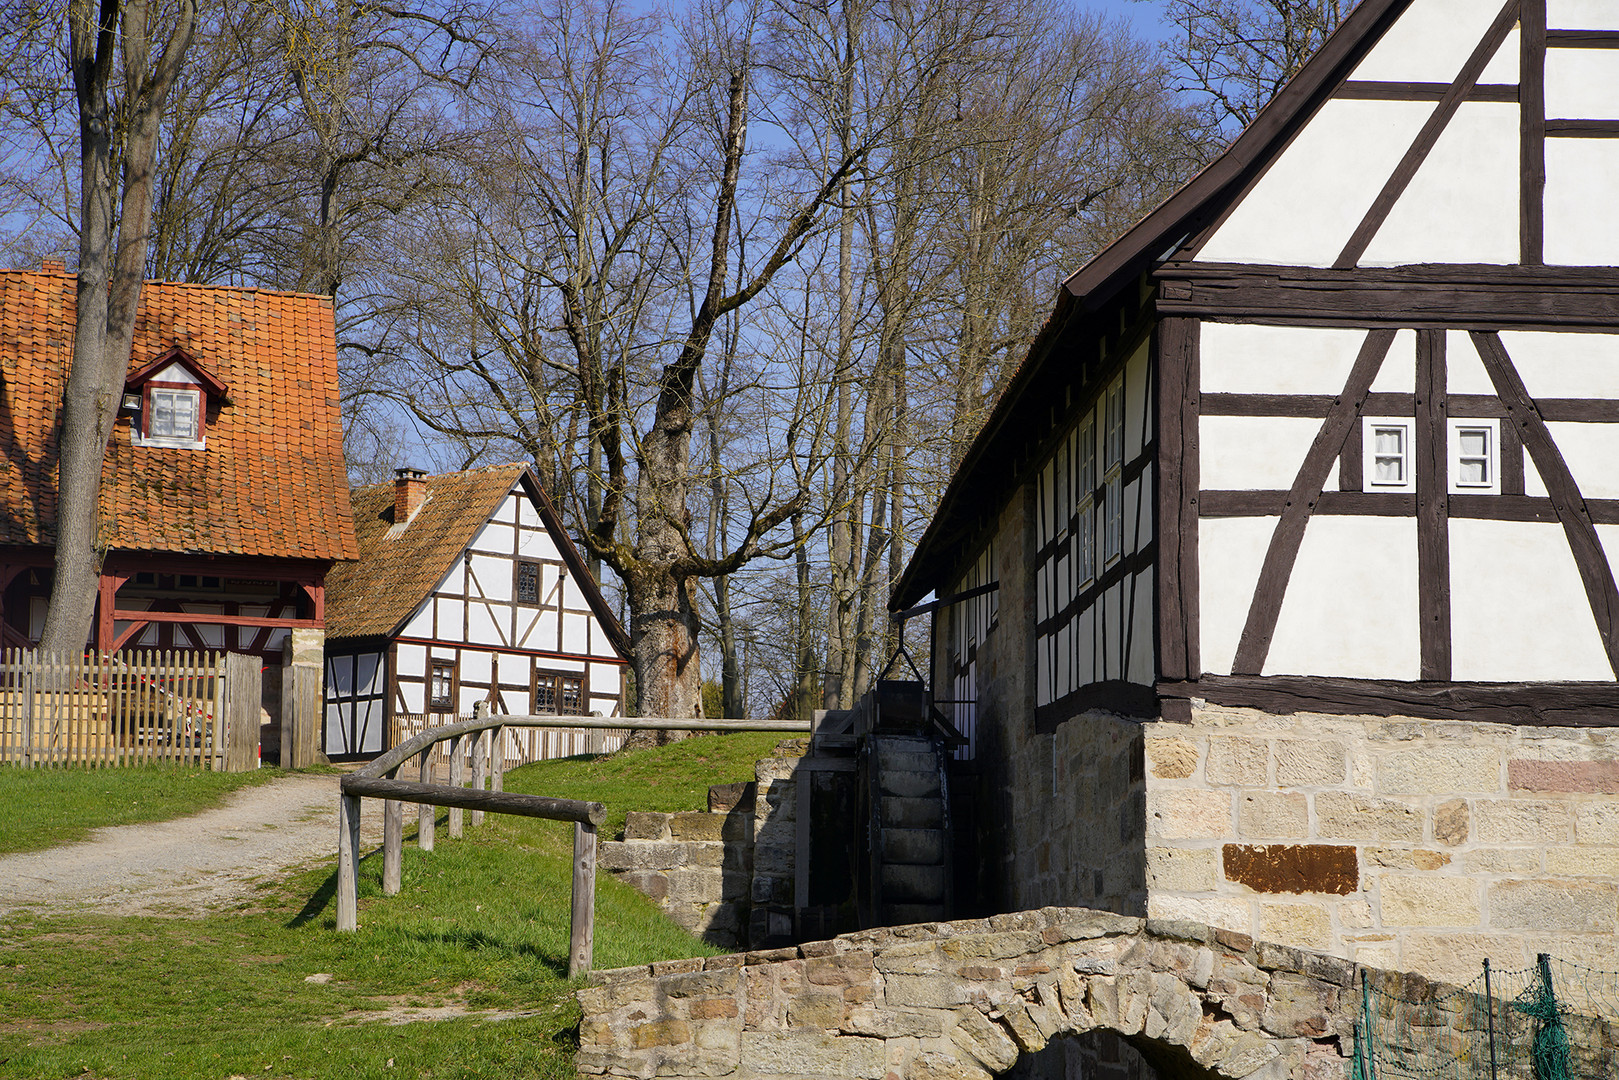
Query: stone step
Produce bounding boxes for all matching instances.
[878,768,941,799]
[884,903,947,926]
[881,796,945,829]
[874,735,936,754]
[881,863,947,903]
[880,827,945,866]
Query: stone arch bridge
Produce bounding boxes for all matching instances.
[577,908,1383,1080]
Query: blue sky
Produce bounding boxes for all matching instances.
[1087,0,1174,42]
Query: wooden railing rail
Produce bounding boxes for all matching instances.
[337,708,810,976]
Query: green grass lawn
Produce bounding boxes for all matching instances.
[0,764,284,855]
[0,732,777,1079]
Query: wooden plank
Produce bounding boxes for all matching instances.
[470,730,486,827]
[1546,30,1619,48]
[1232,330,1397,675]
[342,777,607,824]
[1473,331,1619,678]
[447,733,464,839]
[1523,0,1547,264]
[1545,119,1619,137]
[1156,319,1188,680]
[418,748,435,851]
[1416,330,1451,680]
[1161,675,1619,726]
[383,766,403,897]
[1336,0,1520,268]
[569,822,597,977]
[1337,80,1519,101]
[491,725,505,794]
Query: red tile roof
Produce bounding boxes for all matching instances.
[325,463,630,656]
[0,268,357,561]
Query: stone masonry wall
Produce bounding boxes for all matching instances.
[1142,704,1619,983]
[599,743,808,951]
[577,906,1366,1080]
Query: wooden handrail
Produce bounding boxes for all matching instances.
[336,709,806,976]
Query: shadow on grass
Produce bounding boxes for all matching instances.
[400,926,570,979]
[287,869,338,928]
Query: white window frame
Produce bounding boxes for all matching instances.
[1074,414,1096,588]
[134,385,206,448]
[1362,417,1415,492]
[1449,418,1500,495]
[1101,377,1125,565]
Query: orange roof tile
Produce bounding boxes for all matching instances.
[0,269,358,561]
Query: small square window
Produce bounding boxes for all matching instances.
[533,670,586,715]
[1363,417,1415,492]
[515,560,540,606]
[1449,418,1500,495]
[428,660,456,712]
[148,387,201,443]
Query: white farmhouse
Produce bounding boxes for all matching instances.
[322,464,630,759]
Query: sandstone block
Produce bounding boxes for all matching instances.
[1380,875,1480,927]
[1145,846,1218,892]
[1488,880,1618,933]
[1399,933,1527,984]
[1412,849,1450,870]
[1207,736,1269,786]
[1275,740,1345,787]
[883,973,971,1009]
[1544,846,1619,877]
[685,841,725,868]
[1474,799,1572,843]
[667,867,723,904]
[1146,893,1250,934]
[1224,844,1357,895]
[708,780,755,813]
[1433,798,1470,846]
[1381,747,1499,795]
[599,841,685,872]
[1509,758,1619,794]
[670,811,727,841]
[1463,848,1541,873]
[1148,789,1232,840]
[1258,904,1334,952]
[623,811,671,840]
[660,967,738,998]
[1146,737,1199,779]
[617,870,668,902]
[786,988,845,1030]
[630,1018,690,1048]
[1237,792,1308,839]
[1261,972,1341,1038]
[1316,792,1422,843]
[950,1009,1020,1073]
[739,1031,886,1079]
[1575,802,1619,844]
[840,1005,948,1039]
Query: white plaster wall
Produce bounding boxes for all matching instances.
[1447,331,1495,395]
[1369,330,1418,394]
[1197,100,1430,267]
[459,648,491,685]
[1199,516,1279,675]
[1359,103,1518,267]
[1201,323,1380,395]
[435,598,464,637]
[1265,516,1420,680]
[401,602,434,639]
[1450,519,1612,681]
[563,612,590,654]
[1546,422,1619,500]
[515,607,556,653]
[396,642,425,679]
[1545,140,1619,266]
[518,523,563,561]
[1498,331,1619,398]
[1549,0,1619,30]
[473,521,514,556]
[466,552,509,602]
[1201,416,1328,491]
[1125,342,1150,458]
[1546,48,1619,120]
[1129,567,1156,686]
[466,601,500,645]
[1350,0,1518,84]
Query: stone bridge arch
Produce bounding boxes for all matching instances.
[577,908,1369,1080]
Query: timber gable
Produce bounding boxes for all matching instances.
[899,0,1619,730]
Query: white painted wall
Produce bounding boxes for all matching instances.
[1546,48,1619,120]
[1201,416,1329,491]
[1199,516,1280,676]
[1202,324,1384,395]
[1546,422,1619,500]
[1350,0,1518,84]
[1499,331,1619,400]
[1197,100,1429,267]
[1549,0,1619,31]
[1545,140,1619,266]
[1359,103,1518,267]
[1264,516,1420,681]
[1451,519,1612,680]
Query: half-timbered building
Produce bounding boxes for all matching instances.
[321,464,631,758]
[897,0,1619,979]
[0,264,356,660]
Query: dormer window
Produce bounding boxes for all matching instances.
[124,346,228,451]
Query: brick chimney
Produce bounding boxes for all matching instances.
[394,467,428,522]
[40,258,65,274]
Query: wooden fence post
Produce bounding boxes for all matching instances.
[223,652,261,773]
[491,725,505,793]
[21,654,35,768]
[417,748,435,851]
[569,820,597,978]
[447,733,464,839]
[337,791,361,932]
[470,733,487,828]
[383,764,403,896]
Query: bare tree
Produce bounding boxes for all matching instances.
[40,0,200,651]
[1145,0,1345,130]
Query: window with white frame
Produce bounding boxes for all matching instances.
[1449,418,1500,494]
[135,385,205,447]
[1102,376,1124,563]
[1073,414,1096,588]
[1363,417,1414,492]
[428,659,456,712]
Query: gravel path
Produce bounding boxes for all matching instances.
[0,772,387,917]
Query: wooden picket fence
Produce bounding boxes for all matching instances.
[391,713,628,774]
[0,649,260,770]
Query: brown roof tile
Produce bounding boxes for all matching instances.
[0,269,357,561]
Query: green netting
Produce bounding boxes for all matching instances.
[1352,956,1619,1080]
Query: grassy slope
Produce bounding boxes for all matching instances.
[0,764,283,855]
[0,732,777,1079]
